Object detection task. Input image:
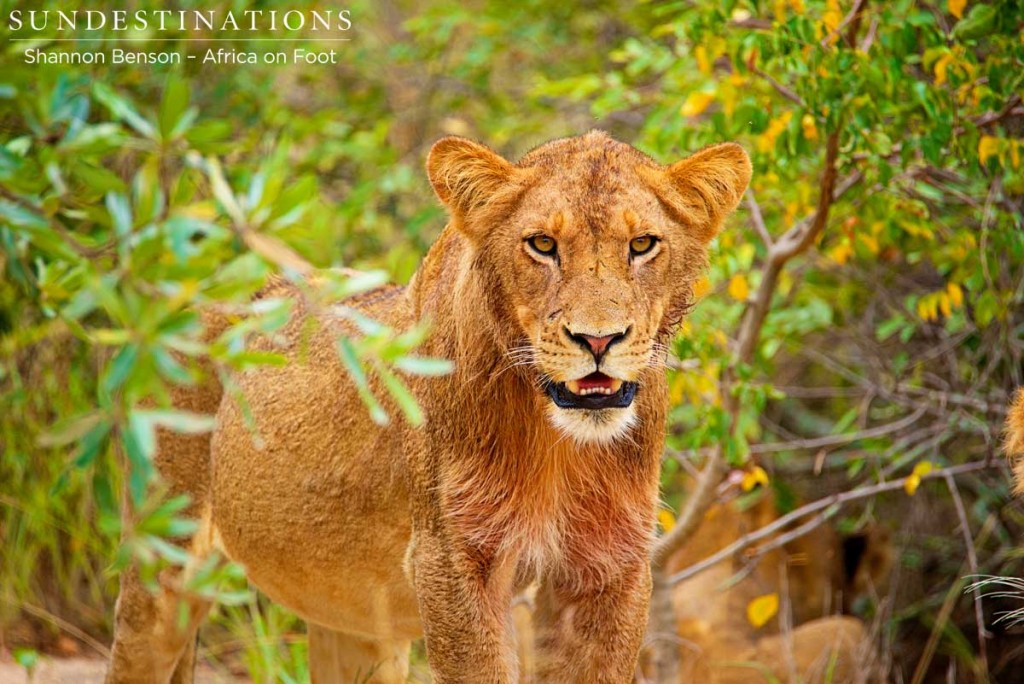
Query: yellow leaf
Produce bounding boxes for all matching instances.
[788,0,806,14]
[828,241,854,265]
[693,275,712,299]
[747,593,779,628]
[939,293,952,318]
[801,114,818,140]
[695,45,712,75]
[858,232,879,255]
[757,111,793,153]
[728,274,750,302]
[949,0,967,19]
[904,474,921,496]
[741,465,769,492]
[773,0,788,22]
[947,282,964,308]
[933,52,954,86]
[905,461,935,496]
[917,294,941,322]
[179,201,218,220]
[823,0,843,35]
[681,92,715,118]
[658,509,676,532]
[979,135,1000,165]
[721,84,739,118]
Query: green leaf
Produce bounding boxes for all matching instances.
[105,192,133,237]
[158,75,191,141]
[38,411,105,447]
[103,344,139,394]
[951,4,997,40]
[376,362,423,426]
[393,356,453,376]
[92,83,156,139]
[336,337,389,425]
[134,409,216,435]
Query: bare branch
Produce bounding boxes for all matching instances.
[750,406,926,454]
[746,189,773,249]
[752,66,806,107]
[668,460,995,586]
[734,131,845,363]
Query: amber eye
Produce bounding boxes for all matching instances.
[527,235,557,257]
[630,235,657,257]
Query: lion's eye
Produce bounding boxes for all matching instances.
[527,235,557,257]
[629,235,657,257]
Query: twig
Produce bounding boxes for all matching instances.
[752,66,806,107]
[750,406,926,454]
[668,460,994,586]
[820,0,869,48]
[973,93,1022,129]
[945,472,991,674]
[860,16,879,52]
[746,190,773,249]
[0,595,111,658]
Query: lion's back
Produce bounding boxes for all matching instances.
[208,273,422,635]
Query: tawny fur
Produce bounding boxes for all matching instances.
[105,131,751,683]
[665,496,889,683]
[1006,388,1024,494]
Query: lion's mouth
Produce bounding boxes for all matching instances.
[544,372,638,410]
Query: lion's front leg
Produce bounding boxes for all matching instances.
[532,561,652,683]
[409,530,519,683]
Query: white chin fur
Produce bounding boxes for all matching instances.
[547,404,637,444]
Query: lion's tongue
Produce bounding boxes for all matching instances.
[565,373,623,397]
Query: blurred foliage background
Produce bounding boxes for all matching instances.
[1,0,1022,681]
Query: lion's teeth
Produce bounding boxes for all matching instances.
[565,379,622,397]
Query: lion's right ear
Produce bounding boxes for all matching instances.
[427,137,530,235]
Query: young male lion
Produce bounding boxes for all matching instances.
[105,131,751,683]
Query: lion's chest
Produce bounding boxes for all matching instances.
[441,444,655,587]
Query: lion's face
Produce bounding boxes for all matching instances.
[428,131,751,443]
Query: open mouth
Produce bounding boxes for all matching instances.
[544,372,638,410]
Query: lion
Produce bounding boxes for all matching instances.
[665,492,889,683]
[104,130,752,683]
[1006,388,1024,493]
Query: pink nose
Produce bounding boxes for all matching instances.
[580,334,617,357]
[566,328,629,362]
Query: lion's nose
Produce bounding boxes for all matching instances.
[565,327,630,363]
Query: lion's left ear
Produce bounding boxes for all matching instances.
[639,143,752,243]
